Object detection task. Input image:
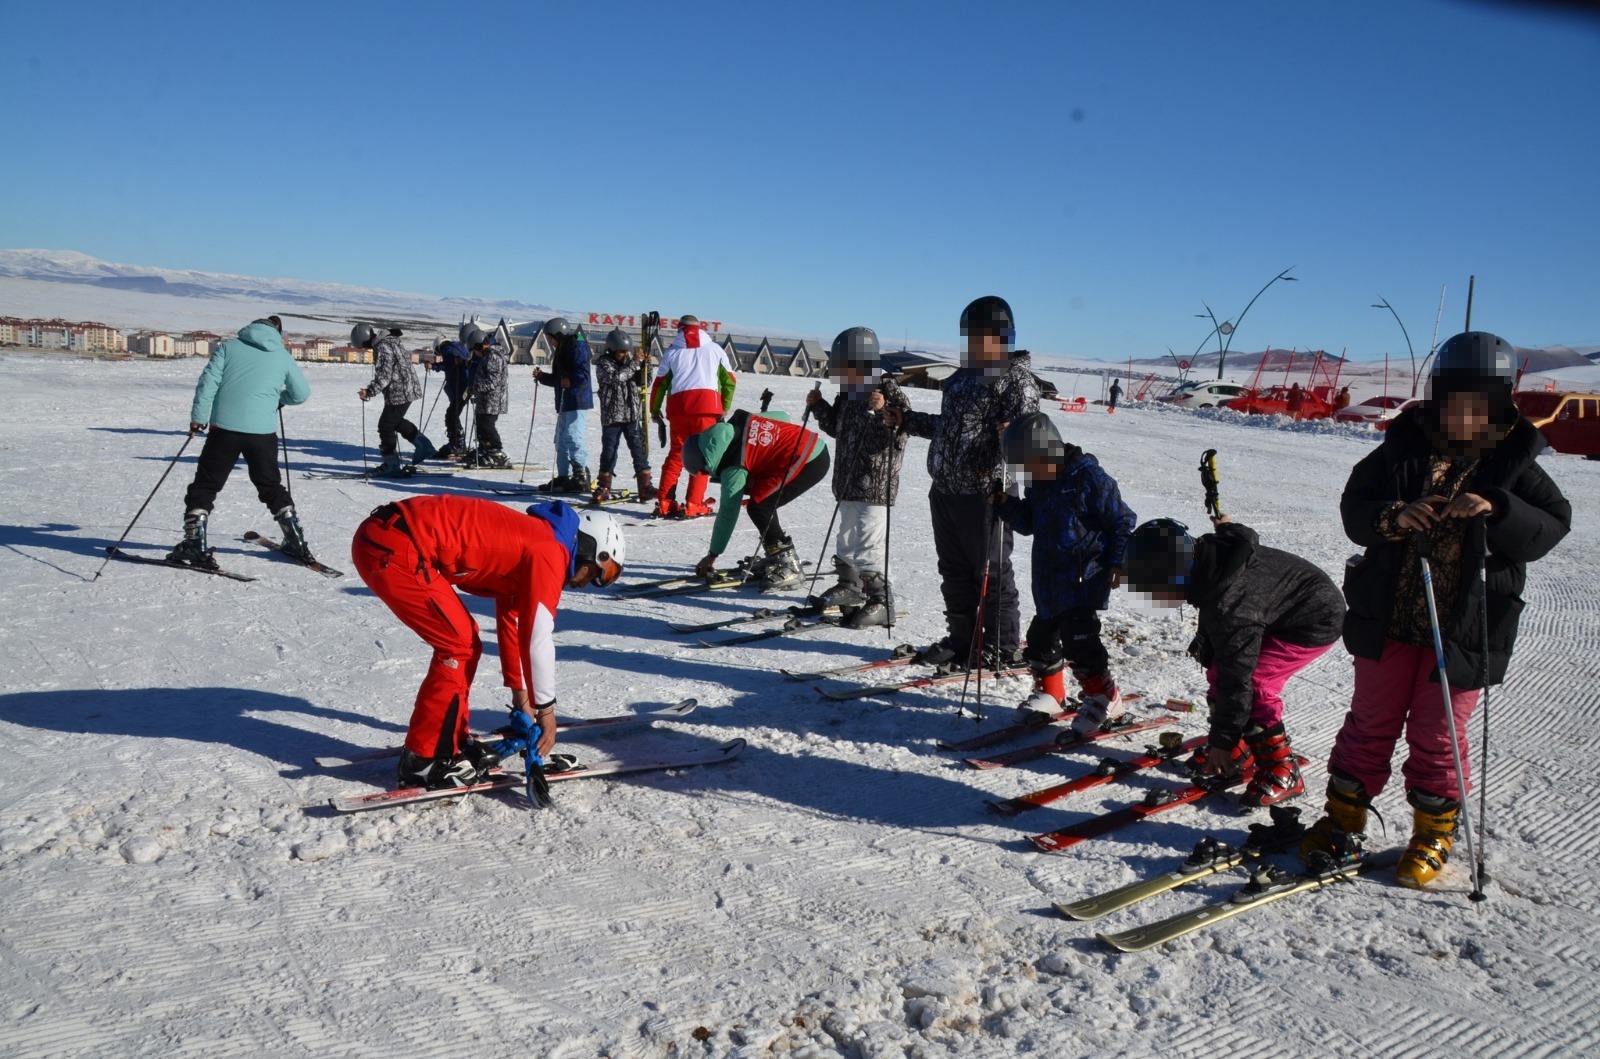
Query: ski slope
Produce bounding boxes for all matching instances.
[1,351,1596,1058]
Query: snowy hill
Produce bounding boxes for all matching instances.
[1,353,1596,1056]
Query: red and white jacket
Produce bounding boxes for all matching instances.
[650,325,737,420]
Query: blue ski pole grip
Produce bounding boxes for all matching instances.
[520,714,554,809]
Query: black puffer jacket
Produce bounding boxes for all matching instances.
[1340,406,1570,689]
[902,352,1040,496]
[1186,522,1345,747]
[809,377,911,505]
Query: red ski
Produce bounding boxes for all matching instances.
[963,715,1171,770]
[986,734,1206,815]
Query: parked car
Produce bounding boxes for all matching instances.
[1158,380,1251,409]
[1372,398,1422,432]
[1514,390,1600,459]
[1334,394,1415,425]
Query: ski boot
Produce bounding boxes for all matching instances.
[591,472,614,503]
[435,440,462,461]
[653,496,683,519]
[1185,736,1254,781]
[635,470,659,502]
[916,617,975,669]
[1396,790,1459,889]
[372,452,407,478]
[477,449,513,470]
[272,505,315,563]
[1070,673,1124,737]
[1016,664,1066,722]
[845,572,893,629]
[411,433,438,464]
[1239,722,1304,808]
[1298,772,1374,864]
[571,465,593,495]
[814,557,865,611]
[758,536,802,591]
[681,498,715,518]
[396,748,486,791]
[167,508,219,569]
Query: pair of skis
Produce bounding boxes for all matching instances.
[103,530,344,582]
[315,698,700,768]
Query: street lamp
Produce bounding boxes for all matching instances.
[1202,267,1298,380]
[1371,296,1419,397]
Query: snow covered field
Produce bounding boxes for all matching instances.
[1,351,1596,1059]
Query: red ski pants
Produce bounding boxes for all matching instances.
[1205,635,1334,732]
[1328,639,1481,801]
[351,514,480,758]
[657,412,720,506]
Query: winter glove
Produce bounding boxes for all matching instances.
[695,554,719,579]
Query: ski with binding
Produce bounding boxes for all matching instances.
[986,731,1204,814]
[814,664,1032,702]
[963,715,1172,770]
[780,644,920,681]
[104,546,256,582]
[242,531,345,578]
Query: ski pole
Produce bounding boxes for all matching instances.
[1415,531,1487,904]
[91,432,196,581]
[802,393,870,600]
[361,397,369,473]
[419,372,443,437]
[959,477,1004,720]
[279,409,294,508]
[1475,519,1493,893]
[519,371,541,484]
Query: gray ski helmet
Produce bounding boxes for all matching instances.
[960,296,1015,343]
[351,322,379,348]
[604,327,635,354]
[830,326,880,369]
[1001,411,1066,470]
[464,327,491,349]
[1123,518,1196,596]
[542,317,573,338]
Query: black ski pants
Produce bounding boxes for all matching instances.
[444,393,468,447]
[929,488,1021,654]
[184,426,292,515]
[476,412,502,452]
[1024,608,1111,679]
[377,402,420,456]
[748,451,831,547]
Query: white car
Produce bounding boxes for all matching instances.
[1333,394,1414,425]
[1158,381,1251,409]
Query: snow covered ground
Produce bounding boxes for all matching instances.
[1,351,1596,1058]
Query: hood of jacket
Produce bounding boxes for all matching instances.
[524,500,580,577]
[236,321,286,352]
[1187,521,1257,607]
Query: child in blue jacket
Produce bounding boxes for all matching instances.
[993,412,1136,735]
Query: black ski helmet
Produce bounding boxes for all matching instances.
[960,296,1015,344]
[351,322,379,348]
[1429,330,1516,418]
[1123,518,1196,597]
[604,328,635,354]
[1001,411,1066,470]
[542,317,573,338]
[830,326,880,370]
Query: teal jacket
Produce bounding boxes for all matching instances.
[190,322,311,434]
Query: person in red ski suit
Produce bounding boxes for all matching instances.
[350,495,626,790]
[649,315,737,519]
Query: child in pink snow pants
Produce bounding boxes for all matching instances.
[1304,332,1570,888]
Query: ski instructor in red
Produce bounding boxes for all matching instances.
[351,496,626,791]
[650,315,737,519]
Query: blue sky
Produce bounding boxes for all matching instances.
[2,0,1595,359]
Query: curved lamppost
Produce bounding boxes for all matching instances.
[1201,267,1298,380]
[1371,295,1419,397]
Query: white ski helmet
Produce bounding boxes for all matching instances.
[575,509,626,587]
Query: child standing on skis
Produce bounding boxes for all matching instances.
[882,296,1040,668]
[993,412,1136,735]
[592,327,657,503]
[1304,332,1570,887]
[1122,514,1345,808]
[463,326,511,468]
[356,324,435,475]
[803,326,910,628]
